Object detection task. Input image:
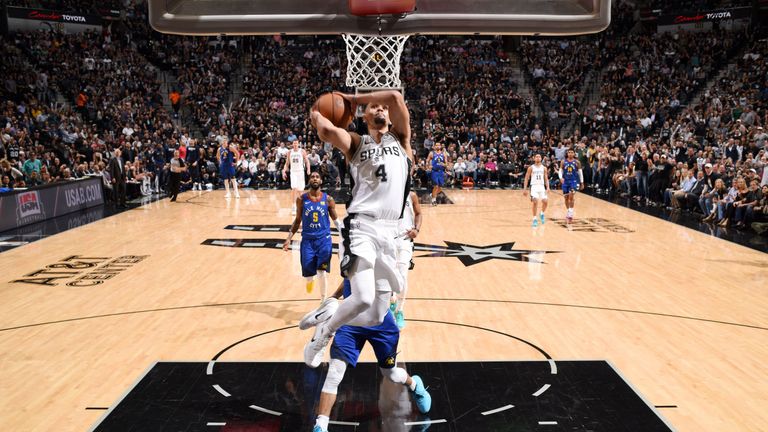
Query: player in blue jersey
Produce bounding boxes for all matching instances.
[304,279,431,432]
[284,172,341,301]
[217,136,239,198]
[427,142,449,205]
[559,148,584,223]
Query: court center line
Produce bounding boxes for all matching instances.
[2,297,765,333]
[249,405,282,416]
[212,384,230,398]
[481,404,514,415]
[532,384,551,397]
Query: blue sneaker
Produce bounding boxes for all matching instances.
[410,375,431,413]
[540,213,546,224]
[390,301,397,314]
[313,425,326,432]
[395,310,405,329]
[532,219,539,228]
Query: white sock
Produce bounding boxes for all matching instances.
[224,181,230,195]
[316,415,329,430]
[232,180,239,194]
[317,271,327,300]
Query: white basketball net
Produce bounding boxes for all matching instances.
[343,34,409,89]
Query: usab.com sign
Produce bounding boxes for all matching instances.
[16,191,45,225]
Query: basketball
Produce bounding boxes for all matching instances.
[315,92,353,128]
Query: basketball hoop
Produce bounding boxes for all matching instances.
[343,33,409,90]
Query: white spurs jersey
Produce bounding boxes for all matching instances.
[398,193,415,232]
[348,132,410,220]
[530,164,546,187]
[289,149,304,172]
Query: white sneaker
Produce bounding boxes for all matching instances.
[235,192,240,198]
[304,322,333,368]
[299,298,338,330]
[225,193,231,198]
[291,208,296,215]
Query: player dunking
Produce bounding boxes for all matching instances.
[283,139,311,215]
[303,90,413,368]
[217,137,239,198]
[523,153,550,227]
[559,148,584,223]
[283,172,341,300]
[392,190,421,328]
[307,280,431,432]
[427,142,448,205]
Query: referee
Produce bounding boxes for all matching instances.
[169,149,187,202]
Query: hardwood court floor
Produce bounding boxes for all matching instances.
[0,189,766,431]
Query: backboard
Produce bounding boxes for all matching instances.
[148,0,612,36]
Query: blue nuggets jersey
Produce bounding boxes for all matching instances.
[431,152,446,172]
[563,160,579,183]
[301,192,330,240]
[219,147,233,168]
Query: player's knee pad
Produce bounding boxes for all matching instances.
[380,366,407,385]
[322,359,348,395]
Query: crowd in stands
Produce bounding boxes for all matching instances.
[0,0,766,232]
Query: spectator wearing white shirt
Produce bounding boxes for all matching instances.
[453,157,466,187]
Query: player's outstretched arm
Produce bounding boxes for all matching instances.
[283,197,304,251]
[310,110,359,161]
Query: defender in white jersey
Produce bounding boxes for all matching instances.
[282,139,310,215]
[392,190,421,329]
[523,153,550,227]
[304,90,413,368]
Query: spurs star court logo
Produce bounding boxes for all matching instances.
[202,225,561,266]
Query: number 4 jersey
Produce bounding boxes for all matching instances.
[347,132,410,221]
